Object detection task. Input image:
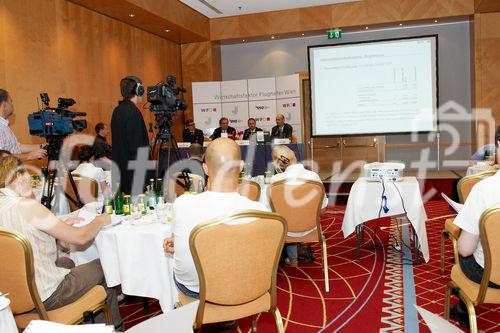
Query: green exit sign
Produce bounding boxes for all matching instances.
[327,29,342,39]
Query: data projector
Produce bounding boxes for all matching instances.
[364,162,405,182]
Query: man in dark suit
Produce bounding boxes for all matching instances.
[210,117,236,140]
[271,113,293,139]
[182,119,204,144]
[242,118,263,141]
[111,76,150,195]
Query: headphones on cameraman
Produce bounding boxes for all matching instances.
[126,76,144,97]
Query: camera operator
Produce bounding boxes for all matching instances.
[111,76,150,195]
[0,89,47,161]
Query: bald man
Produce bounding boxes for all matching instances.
[164,138,269,298]
[271,113,293,140]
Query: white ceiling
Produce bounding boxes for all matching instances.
[180,0,361,18]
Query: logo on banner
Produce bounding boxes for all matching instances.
[255,105,270,111]
[200,107,218,113]
[282,102,296,108]
[229,119,243,125]
[255,117,272,123]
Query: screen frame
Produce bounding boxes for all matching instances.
[307,34,439,138]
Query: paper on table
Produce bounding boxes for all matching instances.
[23,320,114,333]
[441,193,463,213]
[74,210,124,228]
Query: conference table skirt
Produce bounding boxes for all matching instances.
[94,222,178,312]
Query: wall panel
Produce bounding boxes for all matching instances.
[0,0,182,147]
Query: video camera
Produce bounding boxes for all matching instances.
[28,93,87,137]
[147,75,187,115]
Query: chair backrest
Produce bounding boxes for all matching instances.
[189,211,286,324]
[167,172,205,200]
[268,179,324,235]
[0,227,48,318]
[63,174,98,212]
[477,205,500,302]
[457,170,497,203]
[238,179,261,201]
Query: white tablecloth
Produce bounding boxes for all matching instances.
[0,296,17,333]
[95,220,178,312]
[342,177,429,262]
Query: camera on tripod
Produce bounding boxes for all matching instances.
[147,75,187,115]
[28,93,87,137]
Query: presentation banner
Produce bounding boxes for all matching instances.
[192,74,301,141]
[222,101,249,133]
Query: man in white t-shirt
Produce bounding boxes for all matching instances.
[163,138,269,298]
[271,145,328,267]
[451,136,500,327]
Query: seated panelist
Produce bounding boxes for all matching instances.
[210,117,236,140]
[242,118,263,141]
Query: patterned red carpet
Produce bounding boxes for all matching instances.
[119,200,500,332]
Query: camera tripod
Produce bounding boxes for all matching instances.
[40,137,82,211]
[151,116,191,197]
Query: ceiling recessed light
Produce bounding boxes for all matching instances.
[242,39,245,42]
[165,29,171,32]
[399,23,403,26]
[365,26,369,29]
[301,33,305,36]
[434,19,438,23]
[129,13,135,18]
[271,36,275,39]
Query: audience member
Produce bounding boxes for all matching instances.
[451,137,500,328]
[182,119,204,144]
[0,156,122,329]
[72,145,112,201]
[163,138,269,298]
[210,117,236,140]
[242,118,263,141]
[0,89,47,161]
[470,126,500,163]
[111,76,150,195]
[271,145,328,267]
[93,123,112,169]
[271,113,293,140]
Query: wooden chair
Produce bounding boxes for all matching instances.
[268,178,329,292]
[238,179,261,201]
[444,205,500,333]
[178,211,286,333]
[167,172,205,200]
[440,170,497,273]
[0,227,112,330]
[62,174,99,212]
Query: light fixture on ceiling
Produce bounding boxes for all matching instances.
[129,13,135,18]
[434,19,438,23]
[271,36,275,39]
[399,23,403,26]
[242,39,246,42]
[165,29,171,32]
[365,26,369,29]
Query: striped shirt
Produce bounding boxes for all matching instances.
[0,117,21,154]
[0,188,68,301]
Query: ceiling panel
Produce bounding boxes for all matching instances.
[180,0,362,18]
